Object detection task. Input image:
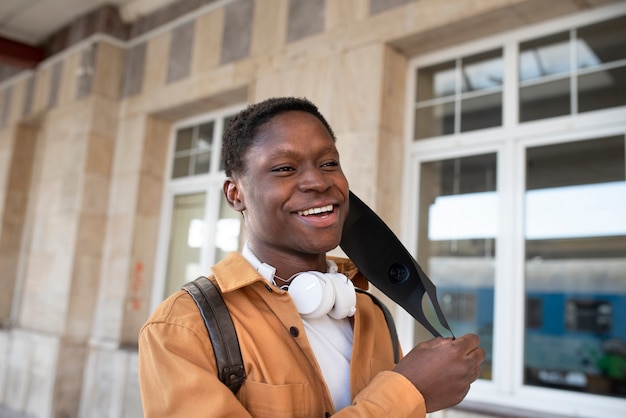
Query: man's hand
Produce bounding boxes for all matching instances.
[393,333,485,412]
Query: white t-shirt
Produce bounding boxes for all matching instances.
[241,243,354,410]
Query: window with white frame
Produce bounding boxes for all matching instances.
[405,5,626,417]
[155,105,245,302]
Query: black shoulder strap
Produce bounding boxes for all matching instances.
[356,288,400,364]
[182,276,246,394]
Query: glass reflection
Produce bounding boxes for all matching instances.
[520,32,570,82]
[164,193,206,297]
[417,153,497,380]
[524,136,626,398]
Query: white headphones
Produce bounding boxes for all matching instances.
[287,271,357,319]
[242,242,356,319]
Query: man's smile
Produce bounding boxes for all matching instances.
[297,204,334,216]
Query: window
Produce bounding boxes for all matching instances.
[519,15,626,122]
[406,6,626,417]
[155,106,244,302]
[413,49,503,139]
[417,153,497,380]
[524,136,626,397]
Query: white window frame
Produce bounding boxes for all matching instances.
[400,4,626,417]
[151,103,245,311]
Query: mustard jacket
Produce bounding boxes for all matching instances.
[138,252,426,417]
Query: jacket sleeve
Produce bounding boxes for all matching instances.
[138,297,252,418]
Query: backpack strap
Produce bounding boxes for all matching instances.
[356,288,400,363]
[182,276,246,394]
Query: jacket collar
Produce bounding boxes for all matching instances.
[211,252,370,293]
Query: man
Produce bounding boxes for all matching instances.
[139,97,485,417]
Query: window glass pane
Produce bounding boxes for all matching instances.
[214,195,241,262]
[172,155,191,178]
[414,102,454,139]
[164,193,206,297]
[578,66,626,113]
[520,32,570,82]
[196,121,214,150]
[461,92,502,132]
[524,136,626,398]
[577,16,626,69]
[175,127,194,152]
[417,153,497,380]
[520,79,570,122]
[193,151,211,175]
[416,61,456,101]
[461,49,503,93]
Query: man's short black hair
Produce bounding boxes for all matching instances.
[222,97,336,177]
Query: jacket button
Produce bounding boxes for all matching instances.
[289,326,299,337]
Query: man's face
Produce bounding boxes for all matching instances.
[231,111,349,262]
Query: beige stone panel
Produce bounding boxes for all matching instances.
[75,212,107,256]
[250,0,288,56]
[135,174,163,218]
[379,46,406,137]
[5,77,26,127]
[48,98,92,139]
[0,130,14,224]
[391,0,593,56]
[192,8,224,75]
[143,32,170,94]
[113,116,145,175]
[376,46,407,232]
[253,55,337,114]
[87,96,120,139]
[326,0,369,29]
[79,348,141,417]
[397,0,525,35]
[0,256,17,325]
[19,251,72,332]
[93,41,125,100]
[91,253,130,342]
[330,43,384,133]
[58,51,80,106]
[126,63,251,117]
[119,213,158,344]
[0,129,14,219]
[54,340,88,417]
[0,125,38,324]
[105,214,135,258]
[141,116,170,179]
[32,65,51,115]
[109,172,140,216]
[66,253,102,339]
[4,330,59,416]
[336,129,378,200]
[0,330,9,401]
[84,132,114,178]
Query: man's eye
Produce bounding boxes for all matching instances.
[322,161,339,168]
[272,166,294,172]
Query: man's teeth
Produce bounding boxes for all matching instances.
[298,204,333,216]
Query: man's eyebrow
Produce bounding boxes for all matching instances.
[265,146,338,159]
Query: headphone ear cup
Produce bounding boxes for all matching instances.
[288,272,336,319]
[327,273,357,319]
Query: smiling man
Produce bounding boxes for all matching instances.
[138,97,485,417]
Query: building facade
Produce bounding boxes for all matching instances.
[0,0,625,417]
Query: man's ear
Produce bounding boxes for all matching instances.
[224,177,246,212]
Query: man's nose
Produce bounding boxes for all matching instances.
[298,168,332,192]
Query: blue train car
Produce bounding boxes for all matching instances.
[427,256,626,396]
